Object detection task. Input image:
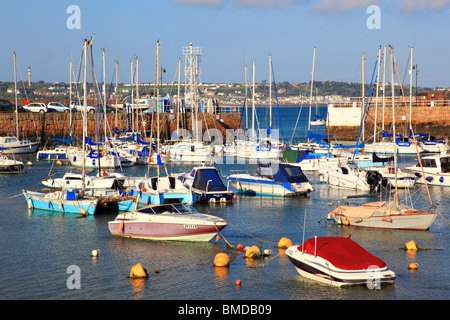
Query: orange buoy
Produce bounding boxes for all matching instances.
[236,244,244,251]
[278,237,293,249]
[215,234,221,242]
[214,253,230,267]
[235,279,242,286]
[129,263,148,278]
[245,245,261,259]
[408,262,419,270]
[343,218,350,226]
[405,240,418,251]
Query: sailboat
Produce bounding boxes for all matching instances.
[326,46,438,230]
[127,41,195,206]
[1,52,39,155]
[23,39,101,215]
[235,55,284,160]
[0,153,24,173]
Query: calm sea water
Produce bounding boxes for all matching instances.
[0,106,448,303]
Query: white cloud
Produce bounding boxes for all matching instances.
[398,0,450,13]
[311,0,383,12]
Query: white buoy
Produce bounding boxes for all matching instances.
[91,249,101,258]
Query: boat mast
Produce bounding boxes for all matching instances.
[409,46,414,127]
[177,58,181,138]
[307,47,316,137]
[102,48,107,142]
[361,55,365,142]
[115,60,118,131]
[389,45,398,201]
[82,38,89,194]
[245,64,248,131]
[135,56,139,134]
[373,46,381,143]
[252,61,255,140]
[269,53,272,138]
[156,40,160,178]
[13,52,19,139]
[382,46,387,137]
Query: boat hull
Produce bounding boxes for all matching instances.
[227,178,312,197]
[108,217,226,242]
[23,190,98,215]
[286,248,395,287]
[329,210,437,230]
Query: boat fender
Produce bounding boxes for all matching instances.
[214,253,230,267]
[119,221,124,233]
[278,237,293,249]
[129,263,148,279]
[382,217,392,223]
[343,218,350,226]
[439,176,444,183]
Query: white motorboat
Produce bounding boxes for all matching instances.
[108,203,227,242]
[177,166,234,203]
[0,154,24,173]
[366,165,415,189]
[226,163,314,197]
[0,136,39,155]
[286,237,396,287]
[318,162,374,191]
[405,152,450,187]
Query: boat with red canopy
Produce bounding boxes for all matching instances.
[286,237,395,287]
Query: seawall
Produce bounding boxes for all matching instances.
[0,108,242,147]
[327,104,450,141]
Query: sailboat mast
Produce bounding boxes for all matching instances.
[82,39,89,194]
[252,61,255,140]
[390,45,398,201]
[135,56,139,134]
[102,48,107,141]
[177,58,181,137]
[13,52,19,139]
[245,64,248,131]
[156,41,160,177]
[382,46,387,136]
[269,53,272,135]
[409,46,414,126]
[115,60,118,131]
[373,46,381,143]
[307,47,316,135]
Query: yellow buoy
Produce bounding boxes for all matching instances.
[245,245,261,259]
[343,218,350,226]
[129,263,148,278]
[408,262,419,270]
[56,160,63,166]
[405,240,418,251]
[214,253,230,267]
[27,161,33,166]
[278,237,293,249]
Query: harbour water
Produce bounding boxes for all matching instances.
[0,106,448,303]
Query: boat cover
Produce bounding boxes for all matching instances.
[331,201,416,218]
[298,237,386,270]
[259,163,309,184]
[193,168,227,192]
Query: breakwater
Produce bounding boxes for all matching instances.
[0,106,242,147]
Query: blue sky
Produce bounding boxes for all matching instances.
[1,0,449,88]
